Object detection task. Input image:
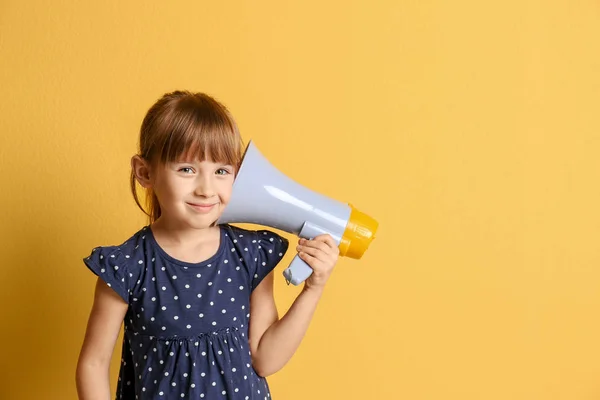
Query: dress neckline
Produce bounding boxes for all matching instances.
[145,225,227,269]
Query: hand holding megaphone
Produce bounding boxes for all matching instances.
[216,141,378,285]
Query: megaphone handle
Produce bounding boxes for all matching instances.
[282,221,342,286]
[282,255,314,286]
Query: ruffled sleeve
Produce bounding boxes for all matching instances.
[250,230,289,291]
[83,246,131,303]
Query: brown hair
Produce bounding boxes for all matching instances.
[130,90,243,223]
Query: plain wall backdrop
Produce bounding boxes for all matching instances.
[1,1,600,399]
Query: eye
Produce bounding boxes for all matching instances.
[178,167,194,174]
[216,168,231,176]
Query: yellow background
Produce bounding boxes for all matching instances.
[1,1,600,399]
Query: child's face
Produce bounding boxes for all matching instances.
[151,157,235,229]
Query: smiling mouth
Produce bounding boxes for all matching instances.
[186,203,216,213]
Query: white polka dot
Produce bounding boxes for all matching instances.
[199,313,204,318]
[186,304,191,309]
[186,324,191,329]
[174,316,179,320]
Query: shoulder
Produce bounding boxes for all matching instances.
[220,224,288,247]
[220,225,289,291]
[83,226,149,302]
[84,226,149,271]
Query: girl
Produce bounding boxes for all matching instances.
[76,91,339,400]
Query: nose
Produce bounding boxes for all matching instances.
[194,174,216,197]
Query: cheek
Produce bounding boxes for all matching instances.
[154,178,185,202]
[219,179,235,203]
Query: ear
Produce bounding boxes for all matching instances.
[131,155,153,189]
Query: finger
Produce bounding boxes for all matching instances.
[298,250,318,267]
[300,235,332,249]
[312,234,338,250]
[300,236,338,254]
[297,243,323,259]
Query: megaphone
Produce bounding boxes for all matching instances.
[216,141,378,285]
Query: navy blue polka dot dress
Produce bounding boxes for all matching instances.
[84,224,289,400]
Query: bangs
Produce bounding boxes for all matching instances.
[147,94,243,168]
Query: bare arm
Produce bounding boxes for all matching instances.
[76,277,129,400]
[249,234,338,377]
[249,273,324,377]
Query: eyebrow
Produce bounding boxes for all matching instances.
[173,159,233,167]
